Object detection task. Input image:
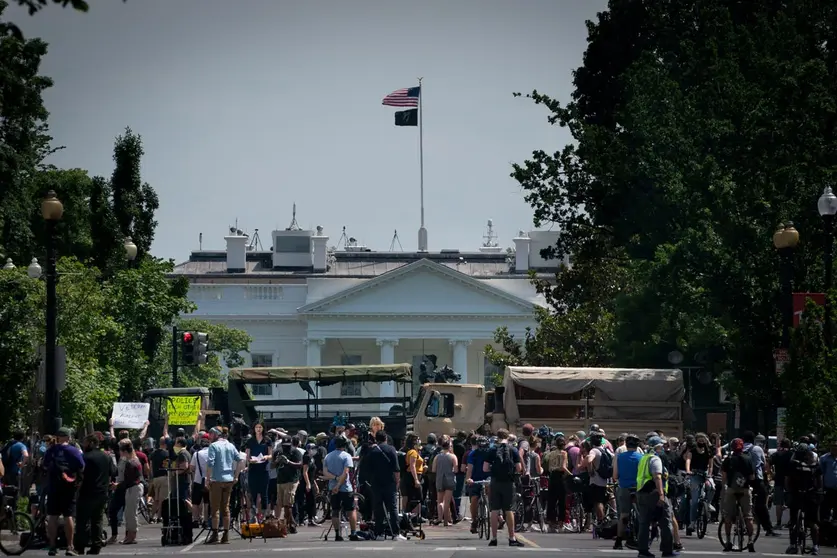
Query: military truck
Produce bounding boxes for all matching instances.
[409,367,686,441]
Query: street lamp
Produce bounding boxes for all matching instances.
[818,186,837,350]
[27,258,42,279]
[774,222,800,349]
[41,190,63,435]
[124,237,138,262]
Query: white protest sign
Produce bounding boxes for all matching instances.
[112,402,150,429]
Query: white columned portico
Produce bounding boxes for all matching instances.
[450,339,471,383]
[377,338,399,412]
[304,337,325,366]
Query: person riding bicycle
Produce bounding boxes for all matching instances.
[785,443,822,555]
[720,438,756,552]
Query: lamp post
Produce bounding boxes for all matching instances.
[41,190,63,434]
[818,186,837,350]
[773,223,800,348]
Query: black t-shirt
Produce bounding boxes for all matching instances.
[170,449,191,500]
[364,443,400,488]
[150,448,169,478]
[771,450,793,485]
[80,449,113,497]
[787,452,821,494]
[485,443,521,482]
[246,437,272,473]
[275,446,303,484]
[722,453,754,489]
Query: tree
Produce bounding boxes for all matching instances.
[110,128,158,260]
[175,319,252,389]
[506,0,837,408]
[782,299,837,440]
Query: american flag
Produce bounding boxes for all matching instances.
[382,86,420,107]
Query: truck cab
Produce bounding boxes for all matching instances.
[408,383,488,441]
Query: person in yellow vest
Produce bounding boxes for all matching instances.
[635,436,676,558]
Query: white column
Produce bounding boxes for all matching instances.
[449,339,471,383]
[377,338,399,412]
[304,337,325,366]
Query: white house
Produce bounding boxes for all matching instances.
[170,221,565,418]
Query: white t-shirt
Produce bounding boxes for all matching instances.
[191,448,209,485]
[616,445,628,455]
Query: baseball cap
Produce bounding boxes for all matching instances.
[57,427,72,438]
[648,436,664,448]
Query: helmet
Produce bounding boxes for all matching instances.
[625,434,641,446]
[477,436,489,448]
[538,425,550,438]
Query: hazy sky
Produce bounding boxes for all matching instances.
[7,0,607,261]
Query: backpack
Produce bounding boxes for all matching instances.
[596,447,614,480]
[1,441,13,470]
[491,443,516,479]
[425,447,441,475]
[397,450,408,474]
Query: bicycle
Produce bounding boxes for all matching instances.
[788,488,821,555]
[471,480,491,541]
[0,486,34,556]
[566,477,587,533]
[717,489,760,552]
[691,472,711,540]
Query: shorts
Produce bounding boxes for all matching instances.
[330,491,357,517]
[616,486,635,515]
[277,482,298,507]
[191,482,207,506]
[723,486,752,519]
[149,476,168,502]
[436,477,455,492]
[467,483,485,498]
[773,485,786,507]
[790,497,820,525]
[489,480,514,512]
[589,483,608,505]
[46,484,78,517]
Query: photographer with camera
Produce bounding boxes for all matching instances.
[272,434,303,534]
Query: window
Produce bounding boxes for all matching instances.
[250,353,273,396]
[483,357,502,389]
[341,355,362,397]
[424,391,455,418]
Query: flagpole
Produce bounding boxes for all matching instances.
[417,77,427,252]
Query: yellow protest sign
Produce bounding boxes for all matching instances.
[166,396,201,426]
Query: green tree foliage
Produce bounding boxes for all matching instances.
[498,0,837,405]
[175,319,252,389]
[782,299,837,440]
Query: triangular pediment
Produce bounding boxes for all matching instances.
[298,259,534,316]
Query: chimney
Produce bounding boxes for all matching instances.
[225,231,248,273]
[513,231,530,273]
[312,226,329,272]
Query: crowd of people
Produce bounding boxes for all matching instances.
[2,416,837,556]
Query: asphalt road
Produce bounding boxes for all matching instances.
[71,522,836,558]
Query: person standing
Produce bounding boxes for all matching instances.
[432,437,458,526]
[612,434,642,550]
[482,429,524,547]
[635,436,676,558]
[323,436,359,541]
[245,422,271,521]
[206,427,241,544]
[365,430,404,540]
[274,435,303,533]
[720,438,756,552]
[44,428,85,557]
[742,431,778,538]
[74,434,115,555]
[1,429,29,510]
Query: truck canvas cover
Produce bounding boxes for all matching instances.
[229,363,412,384]
[503,367,684,423]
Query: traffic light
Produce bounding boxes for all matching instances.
[181,331,195,365]
[194,332,209,365]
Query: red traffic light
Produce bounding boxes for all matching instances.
[182,332,193,343]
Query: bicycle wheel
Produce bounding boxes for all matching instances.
[0,511,35,556]
[534,497,545,533]
[481,501,490,541]
[313,494,331,525]
[796,510,807,554]
[696,502,707,539]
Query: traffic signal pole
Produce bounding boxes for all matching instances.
[172,326,179,388]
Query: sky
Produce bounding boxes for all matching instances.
[6,0,608,262]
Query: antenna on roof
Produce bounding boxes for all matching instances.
[479,218,503,253]
[199,232,203,251]
[337,226,349,250]
[249,229,263,251]
[389,230,403,251]
[286,203,301,231]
